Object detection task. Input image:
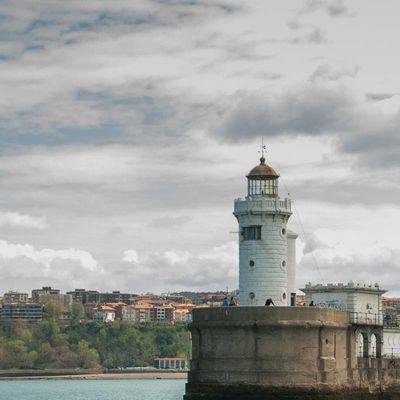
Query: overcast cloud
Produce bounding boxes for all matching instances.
[1,0,400,295]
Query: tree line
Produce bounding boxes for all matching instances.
[0,301,191,370]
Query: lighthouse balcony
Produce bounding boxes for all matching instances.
[234,197,291,215]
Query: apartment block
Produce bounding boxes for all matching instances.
[3,291,29,303]
[67,289,137,304]
[1,302,43,324]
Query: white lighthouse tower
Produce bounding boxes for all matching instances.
[233,153,293,306]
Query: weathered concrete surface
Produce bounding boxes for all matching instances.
[184,307,400,400]
[184,384,395,400]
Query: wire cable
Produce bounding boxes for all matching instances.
[269,158,325,283]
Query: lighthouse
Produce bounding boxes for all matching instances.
[233,153,294,306]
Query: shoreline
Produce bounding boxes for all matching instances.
[0,370,188,381]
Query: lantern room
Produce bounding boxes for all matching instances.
[246,156,279,198]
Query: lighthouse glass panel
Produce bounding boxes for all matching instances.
[248,178,277,197]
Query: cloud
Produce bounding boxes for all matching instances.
[216,84,355,139]
[216,84,400,169]
[0,0,399,298]
[122,249,139,264]
[366,93,398,102]
[0,240,98,271]
[147,215,192,228]
[290,27,328,44]
[309,64,359,82]
[0,211,46,230]
[300,0,354,18]
[0,237,236,294]
[121,241,238,292]
[287,174,400,206]
[0,239,103,292]
[297,228,400,294]
[0,0,241,148]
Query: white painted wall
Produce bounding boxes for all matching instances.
[234,196,291,306]
[303,285,383,324]
[383,328,400,356]
[305,291,348,310]
[287,230,297,299]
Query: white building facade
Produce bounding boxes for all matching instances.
[302,282,389,358]
[302,282,385,324]
[234,156,295,306]
[287,230,298,299]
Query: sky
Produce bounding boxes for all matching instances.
[1,0,400,295]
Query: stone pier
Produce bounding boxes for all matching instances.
[184,307,400,400]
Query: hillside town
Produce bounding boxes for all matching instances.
[2,286,400,328]
[0,286,238,325]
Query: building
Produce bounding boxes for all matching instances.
[1,302,43,324]
[233,155,296,306]
[135,304,153,323]
[185,152,400,400]
[99,291,137,304]
[67,289,100,304]
[31,286,60,301]
[121,304,137,323]
[105,302,126,319]
[302,282,385,325]
[153,305,174,324]
[286,230,298,300]
[154,357,187,370]
[301,283,400,357]
[31,286,72,309]
[3,291,28,303]
[83,302,98,319]
[382,297,400,326]
[93,305,116,322]
[174,308,192,323]
[67,289,137,304]
[121,303,153,324]
[185,306,393,400]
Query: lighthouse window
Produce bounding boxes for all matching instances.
[243,226,262,241]
[249,292,255,300]
[249,260,255,267]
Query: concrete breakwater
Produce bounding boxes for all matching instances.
[184,307,400,399]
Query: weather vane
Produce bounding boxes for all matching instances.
[258,137,266,158]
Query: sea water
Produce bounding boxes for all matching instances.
[0,379,186,400]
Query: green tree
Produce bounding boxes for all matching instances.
[76,340,100,369]
[44,299,65,319]
[33,318,60,345]
[0,316,191,370]
[36,342,57,367]
[1,339,32,369]
[71,303,85,322]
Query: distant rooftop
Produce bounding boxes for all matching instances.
[302,281,386,293]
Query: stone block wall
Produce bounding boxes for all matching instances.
[185,306,400,400]
[186,307,352,399]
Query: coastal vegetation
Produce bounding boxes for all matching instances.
[0,301,191,370]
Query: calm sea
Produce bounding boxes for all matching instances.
[0,379,186,400]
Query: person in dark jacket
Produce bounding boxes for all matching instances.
[229,297,237,306]
[265,298,274,306]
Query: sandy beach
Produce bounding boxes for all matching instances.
[0,371,188,380]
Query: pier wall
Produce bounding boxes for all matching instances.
[185,307,400,400]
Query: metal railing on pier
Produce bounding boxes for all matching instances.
[349,312,383,326]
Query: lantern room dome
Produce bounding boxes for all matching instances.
[247,157,279,180]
